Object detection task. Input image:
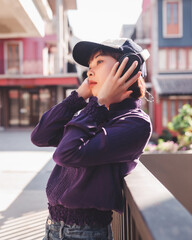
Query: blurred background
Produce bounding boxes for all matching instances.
[0,0,191,140]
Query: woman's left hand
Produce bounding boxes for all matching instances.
[97,57,141,107]
[76,78,92,100]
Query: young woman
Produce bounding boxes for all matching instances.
[31,38,152,240]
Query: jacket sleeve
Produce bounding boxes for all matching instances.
[31,91,87,147]
[53,97,152,167]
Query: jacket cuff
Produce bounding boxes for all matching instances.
[82,96,109,125]
[64,90,87,113]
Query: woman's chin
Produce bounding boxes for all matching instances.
[91,90,98,97]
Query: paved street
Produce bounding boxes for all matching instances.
[0,128,55,240]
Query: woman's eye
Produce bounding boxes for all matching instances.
[97,60,103,65]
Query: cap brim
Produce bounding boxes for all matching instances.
[72,41,119,67]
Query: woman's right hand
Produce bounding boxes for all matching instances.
[97,58,140,107]
[76,78,92,100]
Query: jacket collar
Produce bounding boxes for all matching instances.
[109,98,142,118]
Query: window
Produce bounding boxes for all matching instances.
[168,49,177,70]
[162,101,168,127]
[162,99,192,129]
[170,100,176,119]
[178,100,183,110]
[20,91,30,126]
[159,49,167,71]
[39,89,51,118]
[178,49,186,70]
[160,48,188,71]
[188,49,192,70]
[163,0,183,38]
[4,41,23,74]
[167,3,171,24]
[173,3,178,24]
[9,90,20,125]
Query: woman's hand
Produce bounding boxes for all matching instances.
[97,57,141,107]
[76,78,92,100]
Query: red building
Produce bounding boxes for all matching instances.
[131,0,192,136]
[0,0,79,128]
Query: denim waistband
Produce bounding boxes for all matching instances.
[44,215,113,240]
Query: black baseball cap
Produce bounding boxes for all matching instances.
[72,38,150,77]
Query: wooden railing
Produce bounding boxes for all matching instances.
[112,162,192,240]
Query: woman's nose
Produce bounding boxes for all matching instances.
[87,68,94,77]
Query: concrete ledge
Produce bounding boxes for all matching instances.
[140,152,192,213]
[123,162,192,240]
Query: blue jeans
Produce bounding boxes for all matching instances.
[43,216,113,240]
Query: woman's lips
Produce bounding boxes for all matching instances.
[89,80,97,87]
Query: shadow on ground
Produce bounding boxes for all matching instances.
[0,158,55,240]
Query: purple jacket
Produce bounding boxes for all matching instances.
[31,91,152,213]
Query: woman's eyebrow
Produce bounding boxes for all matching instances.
[95,53,104,59]
[88,53,104,66]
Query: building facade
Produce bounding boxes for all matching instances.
[132,0,192,135]
[0,0,79,128]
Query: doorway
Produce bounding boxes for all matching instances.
[8,88,53,127]
[30,92,39,125]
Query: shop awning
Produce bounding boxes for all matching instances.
[153,74,192,96]
[0,74,79,87]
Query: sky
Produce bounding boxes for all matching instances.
[68,0,143,42]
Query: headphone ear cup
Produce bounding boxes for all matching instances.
[118,53,141,81]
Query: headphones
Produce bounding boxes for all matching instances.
[117,49,150,81]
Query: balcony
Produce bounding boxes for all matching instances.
[0,0,51,38]
[0,57,79,86]
[1,57,77,76]
[112,158,192,240]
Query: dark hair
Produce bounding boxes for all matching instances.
[89,47,122,64]
[89,47,146,99]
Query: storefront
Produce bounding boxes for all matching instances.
[153,76,192,134]
[0,75,79,128]
[8,87,55,126]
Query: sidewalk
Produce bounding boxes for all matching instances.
[0,129,55,240]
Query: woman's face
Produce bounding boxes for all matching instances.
[87,51,117,97]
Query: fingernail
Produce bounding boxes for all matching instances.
[134,61,138,66]
[137,71,141,76]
